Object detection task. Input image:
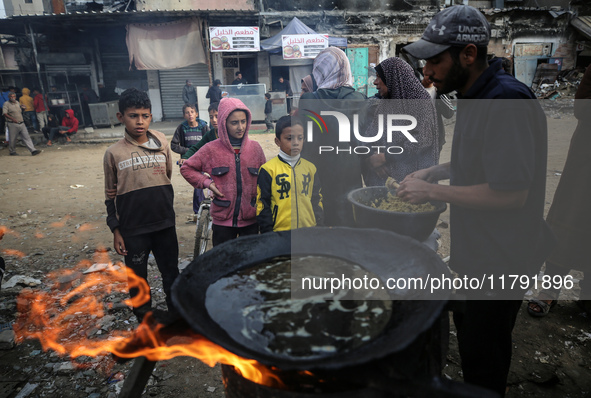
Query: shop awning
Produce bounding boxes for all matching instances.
[260,17,317,53]
[572,16,591,41]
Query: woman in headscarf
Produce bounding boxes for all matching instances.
[300,75,314,96]
[300,47,367,227]
[362,57,439,187]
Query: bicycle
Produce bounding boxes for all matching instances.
[193,194,212,258]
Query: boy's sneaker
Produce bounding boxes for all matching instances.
[32,149,42,156]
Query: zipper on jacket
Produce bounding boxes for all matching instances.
[291,162,299,229]
[233,152,242,227]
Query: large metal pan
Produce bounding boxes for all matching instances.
[171,227,451,371]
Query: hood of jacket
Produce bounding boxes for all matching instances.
[65,109,75,118]
[217,97,252,152]
[21,88,31,96]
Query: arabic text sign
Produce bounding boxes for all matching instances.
[210,27,260,52]
[282,34,329,60]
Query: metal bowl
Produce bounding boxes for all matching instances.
[347,186,447,242]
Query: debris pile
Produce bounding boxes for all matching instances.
[535,67,586,99]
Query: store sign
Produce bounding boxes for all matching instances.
[282,34,329,60]
[209,27,260,52]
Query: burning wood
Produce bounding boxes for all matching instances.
[12,248,286,387]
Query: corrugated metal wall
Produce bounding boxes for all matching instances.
[45,64,92,76]
[159,64,210,119]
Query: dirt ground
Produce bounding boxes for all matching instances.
[1,101,590,397]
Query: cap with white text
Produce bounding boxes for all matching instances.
[403,5,490,60]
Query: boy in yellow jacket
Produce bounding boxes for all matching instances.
[257,115,323,232]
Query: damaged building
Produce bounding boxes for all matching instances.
[0,0,587,124]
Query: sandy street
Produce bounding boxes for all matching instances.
[0,104,590,397]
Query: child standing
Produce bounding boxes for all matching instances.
[171,104,209,214]
[180,98,266,246]
[257,115,323,232]
[103,88,179,322]
[264,93,273,133]
[171,104,209,156]
[178,102,219,165]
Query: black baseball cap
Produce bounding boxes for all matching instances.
[403,5,490,60]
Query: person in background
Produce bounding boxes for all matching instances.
[98,81,118,102]
[257,115,323,233]
[264,93,273,133]
[362,57,439,187]
[103,88,179,322]
[182,80,198,109]
[3,92,41,156]
[400,5,555,396]
[206,79,223,105]
[180,98,265,246]
[421,76,455,154]
[231,72,247,86]
[299,47,367,227]
[0,88,10,139]
[178,102,219,166]
[19,88,38,132]
[46,109,78,146]
[42,113,59,142]
[276,76,293,113]
[527,63,591,317]
[171,104,209,215]
[33,88,48,133]
[300,75,314,95]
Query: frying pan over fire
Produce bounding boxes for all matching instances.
[172,227,451,371]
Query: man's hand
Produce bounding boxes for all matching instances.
[403,168,435,184]
[208,182,224,198]
[396,178,433,204]
[113,229,127,256]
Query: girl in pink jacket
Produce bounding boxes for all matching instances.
[180,98,266,246]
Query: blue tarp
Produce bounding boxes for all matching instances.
[260,17,318,53]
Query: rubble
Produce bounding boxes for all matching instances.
[2,275,42,289]
[534,67,585,99]
[0,329,16,349]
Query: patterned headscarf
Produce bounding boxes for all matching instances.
[363,57,440,186]
[312,47,354,90]
[375,57,429,100]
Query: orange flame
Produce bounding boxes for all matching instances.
[77,223,95,232]
[14,252,284,387]
[1,249,26,258]
[50,215,74,228]
[0,225,19,239]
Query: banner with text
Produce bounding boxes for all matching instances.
[210,27,260,52]
[282,34,329,60]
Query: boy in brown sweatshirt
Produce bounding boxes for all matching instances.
[103,88,179,322]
